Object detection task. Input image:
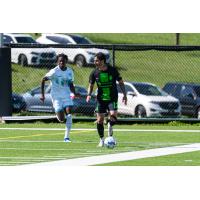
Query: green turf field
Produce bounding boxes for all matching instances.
[1,122,200,166]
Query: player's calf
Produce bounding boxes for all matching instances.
[108,115,117,136]
[56,112,65,123]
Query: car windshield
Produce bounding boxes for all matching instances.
[69,35,92,44]
[75,86,87,94]
[15,36,37,43]
[133,83,167,96]
[46,36,72,44]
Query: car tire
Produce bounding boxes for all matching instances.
[75,55,86,67]
[18,54,28,67]
[135,105,147,118]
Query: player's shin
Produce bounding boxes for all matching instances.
[97,122,104,139]
[108,115,117,136]
[64,114,72,139]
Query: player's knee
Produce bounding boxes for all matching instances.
[66,114,72,124]
[109,115,117,126]
[97,118,104,124]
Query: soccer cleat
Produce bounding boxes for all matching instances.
[97,139,104,147]
[64,138,71,143]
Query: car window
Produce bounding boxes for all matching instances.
[125,85,134,92]
[45,85,51,93]
[75,86,87,94]
[163,84,177,95]
[117,84,134,94]
[31,85,48,95]
[69,35,92,44]
[46,36,71,44]
[15,36,37,43]
[3,35,14,44]
[31,87,41,95]
[134,84,167,96]
[181,86,195,98]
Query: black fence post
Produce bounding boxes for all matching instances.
[0,47,12,117]
[112,44,115,67]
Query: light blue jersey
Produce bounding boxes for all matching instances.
[45,66,74,111]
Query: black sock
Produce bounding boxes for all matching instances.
[97,123,104,138]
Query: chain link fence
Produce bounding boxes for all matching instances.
[8,44,200,119]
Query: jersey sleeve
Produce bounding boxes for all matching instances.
[89,70,96,84]
[45,69,54,80]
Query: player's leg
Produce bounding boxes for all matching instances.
[64,106,72,143]
[96,113,105,147]
[53,99,65,122]
[108,101,118,136]
[96,101,107,147]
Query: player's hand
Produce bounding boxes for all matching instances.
[86,95,91,103]
[40,95,45,103]
[122,95,127,105]
[71,93,80,99]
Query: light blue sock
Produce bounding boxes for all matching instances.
[64,114,72,139]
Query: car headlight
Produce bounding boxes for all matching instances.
[31,52,40,55]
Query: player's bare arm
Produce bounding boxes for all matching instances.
[118,79,127,105]
[69,82,80,98]
[86,83,94,102]
[40,77,48,102]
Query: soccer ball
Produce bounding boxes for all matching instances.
[104,136,116,149]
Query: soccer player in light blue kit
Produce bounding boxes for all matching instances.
[40,54,79,143]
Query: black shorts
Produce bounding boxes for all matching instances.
[95,100,118,114]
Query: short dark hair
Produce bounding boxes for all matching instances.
[95,52,106,63]
[57,53,68,62]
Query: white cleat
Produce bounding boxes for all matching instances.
[64,138,72,143]
[97,139,104,147]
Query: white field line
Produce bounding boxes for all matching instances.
[22,143,200,166]
[1,127,200,133]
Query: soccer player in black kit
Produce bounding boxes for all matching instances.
[86,52,127,147]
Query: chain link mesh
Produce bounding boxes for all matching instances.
[10,44,200,119]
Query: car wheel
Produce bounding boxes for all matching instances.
[135,105,147,118]
[18,54,28,66]
[75,55,86,67]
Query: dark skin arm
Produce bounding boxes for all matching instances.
[40,77,49,102]
[69,82,80,98]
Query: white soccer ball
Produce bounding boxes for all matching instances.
[104,136,116,149]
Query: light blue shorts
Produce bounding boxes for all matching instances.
[52,98,73,113]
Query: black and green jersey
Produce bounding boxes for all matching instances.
[89,66,122,102]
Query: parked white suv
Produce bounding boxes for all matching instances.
[117,81,181,118]
[3,33,57,67]
[36,33,110,67]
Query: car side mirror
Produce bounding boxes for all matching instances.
[127,91,136,96]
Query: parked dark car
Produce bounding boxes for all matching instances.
[163,82,200,118]
[22,85,96,115]
[12,93,26,113]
